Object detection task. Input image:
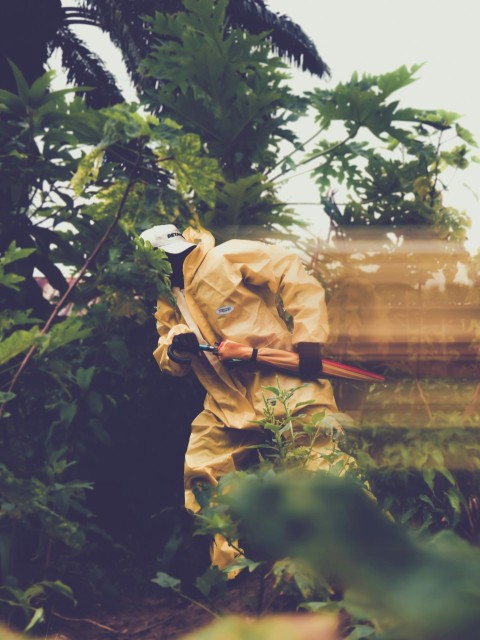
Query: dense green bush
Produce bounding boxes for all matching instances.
[1,0,479,634]
[156,383,480,639]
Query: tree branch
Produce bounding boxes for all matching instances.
[270,132,357,184]
[0,143,144,418]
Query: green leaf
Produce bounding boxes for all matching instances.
[295,400,315,408]
[24,607,44,632]
[0,310,39,333]
[192,480,214,508]
[60,403,77,427]
[159,133,222,207]
[0,272,25,291]
[40,580,76,605]
[76,367,95,391]
[1,241,36,266]
[446,488,461,514]
[456,123,477,146]
[223,556,262,574]
[0,392,15,404]
[88,418,111,446]
[430,448,444,468]
[29,70,56,106]
[105,335,129,363]
[71,146,105,195]
[152,571,181,590]
[39,317,91,354]
[419,494,435,508]
[423,468,436,492]
[0,327,40,366]
[310,411,327,424]
[86,391,103,415]
[0,88,25,113]
[272,558,317,599]
[439,468,456,486]
[329,459,347,477]
[262,386,281,396]
[195,565,226,596]
[344,624,376,640]
[377,64,423,98]
[8,60,30,103]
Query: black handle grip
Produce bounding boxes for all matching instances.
[167,344,192,365]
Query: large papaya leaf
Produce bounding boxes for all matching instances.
[0,327,40,366]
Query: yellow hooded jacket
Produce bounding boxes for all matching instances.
[154,228,338,569]
[153,228,337,431]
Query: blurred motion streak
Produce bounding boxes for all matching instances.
[310,227,479,425]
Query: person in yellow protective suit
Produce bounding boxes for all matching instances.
[140,224,338,569]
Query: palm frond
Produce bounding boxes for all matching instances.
[226,0,330,77]
[54,26,124,108]
[75,0,148,84]
[63,7,98,27]
[70,0,329,85]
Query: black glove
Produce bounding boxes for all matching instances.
[171,332,199,355]
[296,342,323,379]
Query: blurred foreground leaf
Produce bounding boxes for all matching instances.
[180,613,338,640]
[222,471,480,640]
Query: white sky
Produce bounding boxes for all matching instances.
[58,0,480,252]
[267,0,480,252]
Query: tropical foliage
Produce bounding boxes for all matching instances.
[0,0,329,107]
[0,0,479,636]
[140,0,307,236]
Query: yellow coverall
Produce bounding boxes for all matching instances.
[153,228,337,567]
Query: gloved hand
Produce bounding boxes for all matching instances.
[296,342,323,379]
[171,332,200,355]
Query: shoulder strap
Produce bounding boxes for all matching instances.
[172,288,239,387]
[172,287,206,344]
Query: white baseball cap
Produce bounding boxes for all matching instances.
[139,224,196,254]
